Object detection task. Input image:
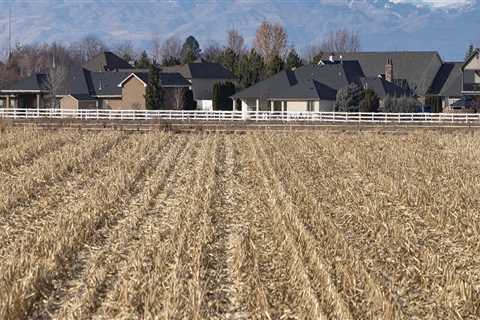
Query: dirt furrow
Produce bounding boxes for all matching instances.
[0,133,167,320]
[257,133,401,320]
[0,132,124,218]
[161,134,218,319]
[92,135,205,318]
[0,132,127,250]
[45,135,190,320]
[0,129,75,174]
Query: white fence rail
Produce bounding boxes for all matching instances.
[1,108,480,124]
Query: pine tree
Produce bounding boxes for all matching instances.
[181,47,197,64]
[465,44,475,61]
[359,89,379,112]
[181,36,201,64]
[212,82,236,110]
[144,62,163,110]
[220,48,238,78]
[286,49,303,69]
[237,49,265,89]
[266,55,285,77]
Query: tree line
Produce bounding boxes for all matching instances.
[0,22,361,90]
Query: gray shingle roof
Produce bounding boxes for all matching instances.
[359,77,409,98]
[190,79,224,100]
[83,51,133,72]
[7,73,49,91]
[430,62,463,97]
[233,61,409,101]
[3,67,189,99]
[232,62,365,100]
[334,52,443,96]
[162,62,233,80]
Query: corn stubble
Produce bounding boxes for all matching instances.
[0,128,478,319]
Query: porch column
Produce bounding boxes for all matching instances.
[281,100,286,112]
[6,96,10,109]
[256,99,259,112]
[36,94,41,110]
[270,100,274,112]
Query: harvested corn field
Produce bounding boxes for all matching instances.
[0,127,479,320]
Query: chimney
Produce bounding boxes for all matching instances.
[385,58,393,82]
[329,53,335,63]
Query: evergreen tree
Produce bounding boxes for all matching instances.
[286,49,303,69]
[220,48,238,78]
[181,36,201,64]
[266,55,285,77]
[465,44,475,61]
[144,62,164,110]
[237,49,265,89]
[135,50,151,68]
[359,89,379,112]
[181,47,197,64]
[335,83,363,112]
[183,89,197,110]
[310,53,324,65]
[212,82,236,110]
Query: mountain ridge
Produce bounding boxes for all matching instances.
[0,0,478,60]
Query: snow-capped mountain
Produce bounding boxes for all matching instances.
[0,0,478,60]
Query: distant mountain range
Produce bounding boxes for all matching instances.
[0,0,478,60]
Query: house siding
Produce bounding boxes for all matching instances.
[60,96,79,109]
[464,54,480,70]
[122,77,146,109]
[104,98,123,110]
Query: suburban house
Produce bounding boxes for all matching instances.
[0,52,190,110]
[232,59,409,112]
[233,50,480,113]
[161,59,235,110]
[461,48,480,109]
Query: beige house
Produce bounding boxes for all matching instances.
[0,52,190,110]
[233,60,407,113]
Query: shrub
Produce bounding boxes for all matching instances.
[383,95,419,113]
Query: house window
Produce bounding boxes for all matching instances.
[307,101,315,112]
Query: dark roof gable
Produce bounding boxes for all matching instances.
[162,62,233,80]
[83,51,133,72]
[333,51,443,96]
[462,48,480,70]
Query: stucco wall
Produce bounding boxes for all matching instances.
[104,98,123,110]
[60,96,79,109]
[122,77,146,109]
[464,53,480,70]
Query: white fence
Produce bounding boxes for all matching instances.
[1,108,480,124]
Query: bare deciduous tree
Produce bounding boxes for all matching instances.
[254,21,288,61]
[150,35,162,63]
[202,41,223,63]
[70,35,107,63]
[160,36,182,61]
[46,60,67,109]
[227,29,245,55]
[114,41,136,63]
[173,87,186,110]
[320,29,361,54]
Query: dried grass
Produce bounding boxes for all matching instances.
[0,128,478,320]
